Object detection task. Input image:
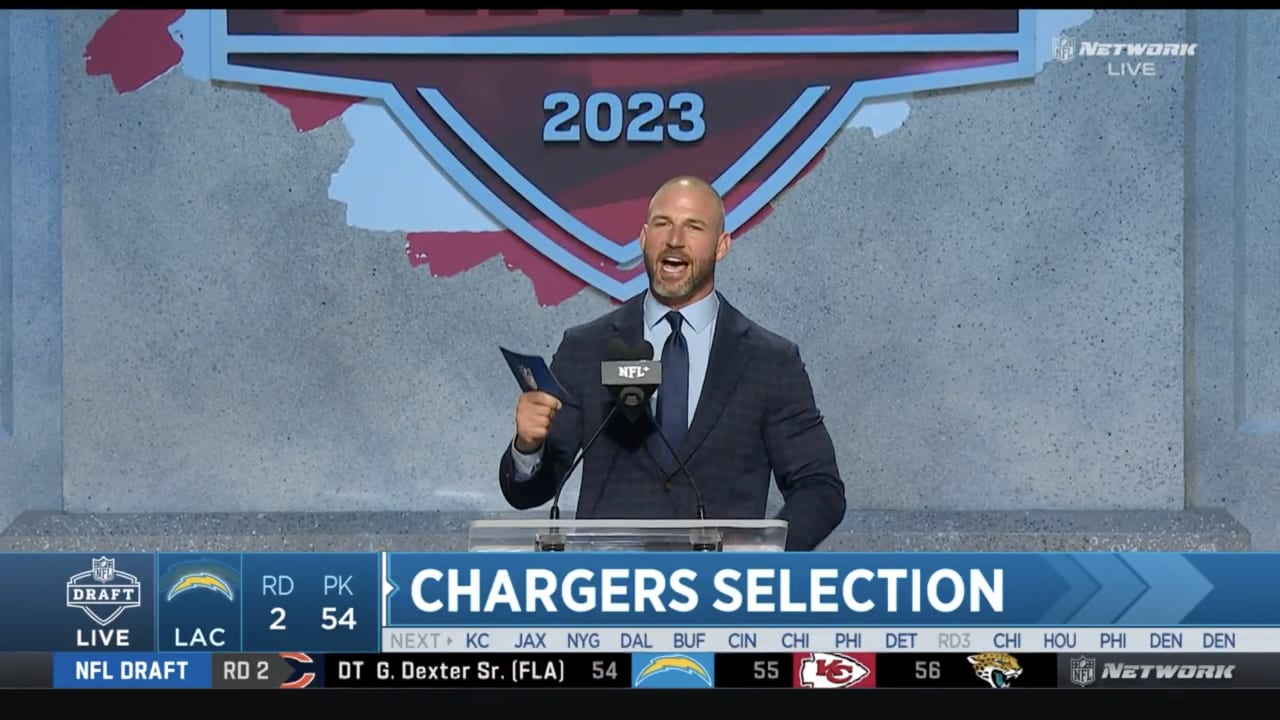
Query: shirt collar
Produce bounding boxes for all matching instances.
[644,289,719,335]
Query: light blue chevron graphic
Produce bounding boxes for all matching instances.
[1114,553,1215,625]
[1038,554,1099,624]
[206,9,1042,303]
[1064,554,1148,625]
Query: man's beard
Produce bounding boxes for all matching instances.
[645,253,714,302]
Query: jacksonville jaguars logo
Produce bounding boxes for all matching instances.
[968,652,1023,688]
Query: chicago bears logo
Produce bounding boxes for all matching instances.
[209,10,1038,302]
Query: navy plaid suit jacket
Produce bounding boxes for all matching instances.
[498,292,846,551]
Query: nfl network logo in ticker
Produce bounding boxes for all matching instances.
[1071,656,1097,687]
[631,653,715,689]
[66,557,142,626]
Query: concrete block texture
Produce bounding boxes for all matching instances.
[0,10,64,531]
[1187,10,1280,551]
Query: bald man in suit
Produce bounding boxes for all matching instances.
[499,176,846,551]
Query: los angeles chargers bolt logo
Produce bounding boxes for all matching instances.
[167,572,234,601]
[632,654,715,688]
[161,561,238,602]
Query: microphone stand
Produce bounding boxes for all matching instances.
[550,403,620,521]
[643,405,707,521]
[540,403,620,552]
[639,402,716,550]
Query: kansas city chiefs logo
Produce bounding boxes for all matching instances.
[209,10,1036,301]
[795,652,874,688]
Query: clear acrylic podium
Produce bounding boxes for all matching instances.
[467,519,788,552]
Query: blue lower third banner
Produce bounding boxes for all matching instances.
[383,552,1278,628]
[52,653,213,688]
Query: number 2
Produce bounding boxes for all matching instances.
[543,91,705,143]
[544,93,580,141]
[269,607,286,631]
[626,93,664,141]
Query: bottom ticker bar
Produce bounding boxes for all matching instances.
[24,651,1280,690]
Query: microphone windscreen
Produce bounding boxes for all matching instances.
[635,340,655,361]
[606,336,630,360]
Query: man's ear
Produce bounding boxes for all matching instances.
[715,231,732,261]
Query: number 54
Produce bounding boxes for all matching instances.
[321,607,357,630]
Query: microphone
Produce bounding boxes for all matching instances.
[601,339,661,423]
[615,340,708,522]
[547,338,632,522]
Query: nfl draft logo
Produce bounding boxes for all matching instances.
[209,10,1038,301]
[66,556,143,627]
[1069,655,1096,687]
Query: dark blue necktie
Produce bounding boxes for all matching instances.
[657,311,689,467]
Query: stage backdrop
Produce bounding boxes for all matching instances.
[0,9,1272,551]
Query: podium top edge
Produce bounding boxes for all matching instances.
[467,519,788,529]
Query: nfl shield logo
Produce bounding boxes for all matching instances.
[1053,34,1076,62]
[1069,655,1096,687]
[91,556,116,583]
[208,10,1038,301]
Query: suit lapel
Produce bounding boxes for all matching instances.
[608,295,647,354]
[681,294,750,462]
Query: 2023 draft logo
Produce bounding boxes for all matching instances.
[203,9,1039,302]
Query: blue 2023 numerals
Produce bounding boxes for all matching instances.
[543,91,705,143]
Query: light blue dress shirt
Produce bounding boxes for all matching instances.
[510,290,720,481]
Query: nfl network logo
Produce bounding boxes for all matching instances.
[1053,35,1077,62]
[1069,655,1096,687]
